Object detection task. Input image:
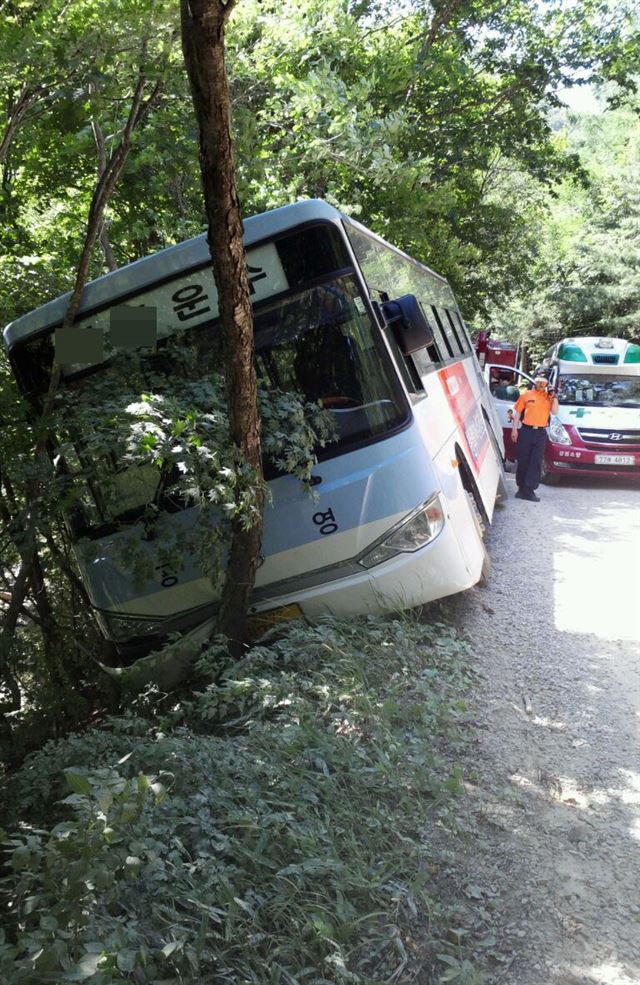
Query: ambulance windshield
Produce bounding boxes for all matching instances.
[557,374,640,408]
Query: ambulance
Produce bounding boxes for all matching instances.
[540,337,640,481]
[484,336,640,482]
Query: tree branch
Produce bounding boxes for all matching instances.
[0,83,46,165]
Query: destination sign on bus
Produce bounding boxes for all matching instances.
[55,243,289,370]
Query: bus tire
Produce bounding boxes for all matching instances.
[456,446,490,528]
[465,489,491,585]
[480,543,491,584]
[465,488,486,538]
[495,465,509,503]
[456,449,491,586]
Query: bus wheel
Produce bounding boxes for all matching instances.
[466,489,491,585]
[466,489,486,538]
[480,544,491,584]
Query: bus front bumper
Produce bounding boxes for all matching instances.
[106,514,485,657]
[250,518,481,622]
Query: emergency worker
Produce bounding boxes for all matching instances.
[511,375,559,501]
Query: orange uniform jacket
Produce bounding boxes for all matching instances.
[514,390,554,428]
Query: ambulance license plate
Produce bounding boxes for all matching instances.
[594,454,635,466]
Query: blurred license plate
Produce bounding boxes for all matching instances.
[245,603,304,640]
[594,454,635,465]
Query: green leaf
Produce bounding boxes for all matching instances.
[116,948,137,972]
[161,940,183,957]
[64,772,92,796]
[440,967,462,983]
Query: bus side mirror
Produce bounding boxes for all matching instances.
[382,294,434,355]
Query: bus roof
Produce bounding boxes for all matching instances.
[3,199,450,351]
[3,200,339,350]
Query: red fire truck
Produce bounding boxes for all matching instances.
[474,332,523,461]
[474,331,519,374]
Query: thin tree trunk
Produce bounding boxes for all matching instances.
[180,0,264,656]
[0,558,31,713]
[30,551,68,684]
[91,114,119,271]
[60,67,161,336]
[99,225,118,272]
[0,57,163,709]
[0,84,44,165]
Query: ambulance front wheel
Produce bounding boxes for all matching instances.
[540,460,560,485]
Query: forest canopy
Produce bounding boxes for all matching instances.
[0,0,638,329]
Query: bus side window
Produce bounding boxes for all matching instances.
[430,306,454,359]
[452,311,472,353]
[444,308,468,354]
[374,294,424,394]
[436,306,464,357]
[413,302,443,372]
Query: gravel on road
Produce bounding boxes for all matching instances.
[436,472,640,985]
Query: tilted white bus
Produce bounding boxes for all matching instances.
[4,200,507,657]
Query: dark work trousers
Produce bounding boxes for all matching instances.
[516,425,546,491]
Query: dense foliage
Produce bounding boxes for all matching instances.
[486,101,640,358]
[1,617,486,984]
[1,0,638,323]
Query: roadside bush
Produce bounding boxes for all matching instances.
[0,616,477,984]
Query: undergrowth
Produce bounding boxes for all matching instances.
[0,615,482,984]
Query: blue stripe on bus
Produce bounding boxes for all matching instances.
[80,422,436,609]
[262,423,434,556]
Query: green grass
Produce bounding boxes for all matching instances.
[1,615,481,984]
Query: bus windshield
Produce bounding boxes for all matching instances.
[17,273,406,535]
[254,275,406,446]
[557,373,640,408]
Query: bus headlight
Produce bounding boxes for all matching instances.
[357,495,445,570]
[548,417,571,445]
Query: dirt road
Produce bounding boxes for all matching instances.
[442,472,640,985]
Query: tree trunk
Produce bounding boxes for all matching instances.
[0,84,44,166]
[30,551,68,687]
[180,0,264,657]
[0,557,31,714]
[0,57,163,712]
[92,111,119,272]
[59,69,161,337]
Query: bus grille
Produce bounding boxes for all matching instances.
[592,354,619,364]
[576,427,640,449]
